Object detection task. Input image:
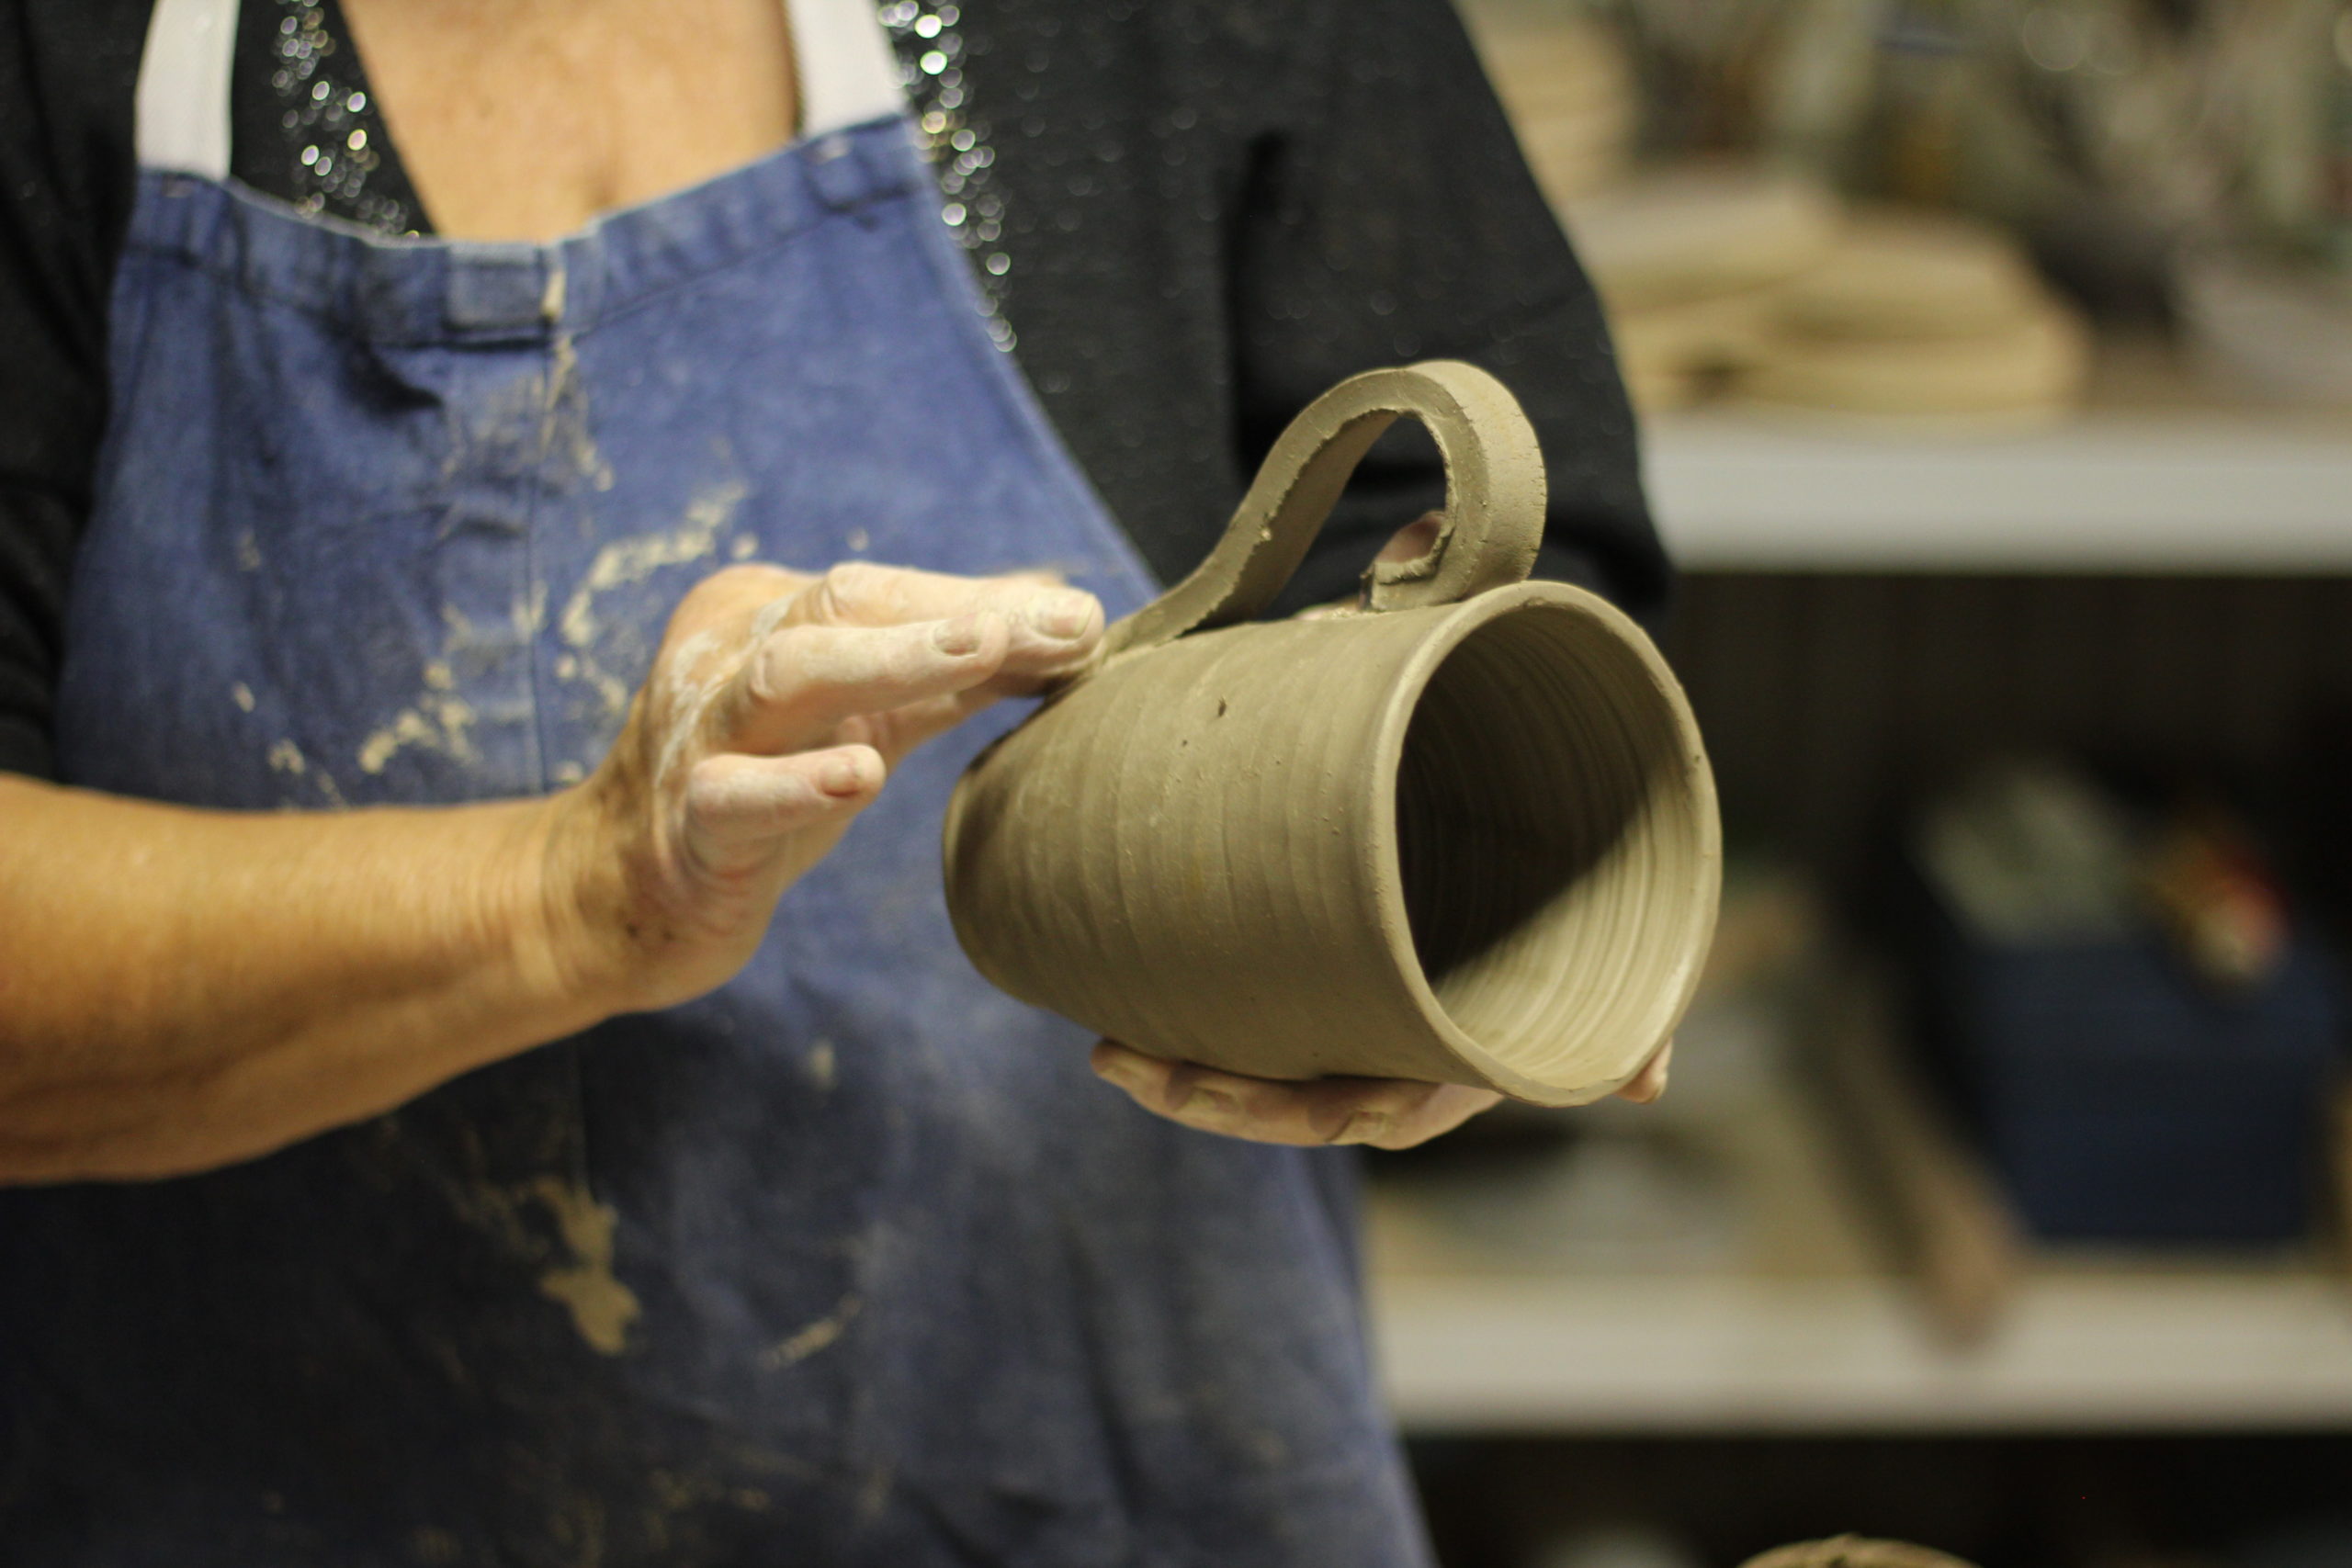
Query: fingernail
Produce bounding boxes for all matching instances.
[1024,590,1094,640]
[1332,1111,1392,1145]
[1181,1087,1240,1119]
[933,615,984,656]
[819,754,868,795]
[1094,1060,1146,1094]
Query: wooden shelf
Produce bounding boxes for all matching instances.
[1372,1258,2352,1435]
[1648,411,2352,576]
[1364,959,2352,1437]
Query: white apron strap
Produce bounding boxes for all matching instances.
[134,0,240,177]
[788,0,908,137]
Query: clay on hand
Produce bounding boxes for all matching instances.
[1081,513,1672,1150]
[545,560,1104,1016]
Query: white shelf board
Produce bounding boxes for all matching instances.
[1373,1262,2352,1435]
[1645,412,2352,574]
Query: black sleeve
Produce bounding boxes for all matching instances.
[1232,0,1668,623]
[0,0,148,779]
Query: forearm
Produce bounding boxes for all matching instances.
[0,773,600,1182]
[0,560,1105,1183]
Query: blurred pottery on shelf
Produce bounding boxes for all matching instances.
[1579,183,2093,424]
[1566,163,1843,310]
[1731,209,2091,424]
[1735,301,2089,426]
[1609,287,1783,412]
[1466,8,1637,206]
[2177,253,2352,407]
[943,362,1722,1106]
[1772,211,2050,339]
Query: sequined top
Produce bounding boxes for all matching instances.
[220,0,1016,331]
[0,0,1661,779]
[227,0,417,233]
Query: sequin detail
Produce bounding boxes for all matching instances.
[878,1,1014,350]
[263,0,413,234]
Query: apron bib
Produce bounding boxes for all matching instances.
[0,3,1429,1564]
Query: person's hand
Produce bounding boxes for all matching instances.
[542,561,1102,1012]
[1090,1039,1671,1148]
[1088,512,1671,1148]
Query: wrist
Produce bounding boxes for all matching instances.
[513,783,640,1021]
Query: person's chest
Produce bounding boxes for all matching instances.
[337,0,799,242]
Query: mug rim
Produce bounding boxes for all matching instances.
[1363,579,1724,1106]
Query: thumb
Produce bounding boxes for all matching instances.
[681,745,885,879]
[1374,511,1445,566]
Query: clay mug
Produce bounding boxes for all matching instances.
[942,360,1720,1105]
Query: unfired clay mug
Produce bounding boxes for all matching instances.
[942,361,1720,1105]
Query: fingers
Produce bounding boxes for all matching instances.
[1370,1083,1505,1146]
[680,745,883,875]
[716,615,1013,756]
[842,684,1007,764]
[1090,1032,1669,1150]
[1615,1038,1673,1104]
[1295,513,1451,622]
[786,562,1104,684]
[1088,1042,1503,1150]
[788,560,1055,628]
[715,570,1105,756]
[1374,510,1446,567]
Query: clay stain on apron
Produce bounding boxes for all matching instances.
[527,1175,643,1356]
[533,268,614,491]
[266,736,347,807]
[758,1292,860,1370]
[354,601,525,776]
[554,478,750,718]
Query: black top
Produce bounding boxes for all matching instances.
[0,0,1663,780]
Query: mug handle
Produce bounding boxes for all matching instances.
[1101,359,1548,658]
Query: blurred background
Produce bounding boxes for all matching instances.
[1372,2,2352,1562]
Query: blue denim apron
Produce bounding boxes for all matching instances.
[0,95,1430,1568]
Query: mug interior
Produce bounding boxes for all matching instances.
[1392,598,1709,1092]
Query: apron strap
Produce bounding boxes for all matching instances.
[790,0,909,137]
[134,0,240,177]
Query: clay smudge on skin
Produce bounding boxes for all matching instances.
[528,1175,642,1356]
[759,1293,861,1370]
[643,620,757,802]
